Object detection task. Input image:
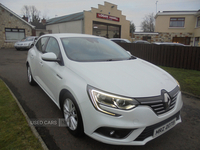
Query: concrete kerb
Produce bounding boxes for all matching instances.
[3,80,49,150]
[182,91,200,100]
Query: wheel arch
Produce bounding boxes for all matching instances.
[59,89,71,109]
[59,88,85,136]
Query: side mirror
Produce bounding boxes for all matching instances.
[41,52,59,62]
[126,51,131,55]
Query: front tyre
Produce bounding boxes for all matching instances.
[27,65,36,85]
[61,92,84,137]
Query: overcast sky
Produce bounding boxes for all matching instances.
[1,0,200,31]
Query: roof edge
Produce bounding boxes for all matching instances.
[0,3,35,28]
[47,11,84,25]
[134,32,159,35]
[155,10,199,18]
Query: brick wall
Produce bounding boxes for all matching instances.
[134,32,194,45]
[0,6,32,49]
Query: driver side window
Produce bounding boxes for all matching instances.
[45,37,60,57]
[35,37,48,52]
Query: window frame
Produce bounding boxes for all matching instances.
[169,18,185,28]
[92,21,121,38]
[44,37,61,57]
[35,37,49,53]
[5,28,25,41]
[39,36,64,66]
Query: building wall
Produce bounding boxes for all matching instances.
[46,20,83,34]
[84,2,130,39]
[155,14,196,33]
[0,6,32,48]
[135,32,193,45]
[194,28,200,37]
[35,29,51,36]
[154,12,200,46]
[194,13,200,37]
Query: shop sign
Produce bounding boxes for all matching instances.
[96,13,120,22]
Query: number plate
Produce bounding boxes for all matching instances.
[153,118,176,138]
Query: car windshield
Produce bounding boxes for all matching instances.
[21,37,35,42]
[25,37,35,41]
[61,37,131,62]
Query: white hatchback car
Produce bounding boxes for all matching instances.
[26,34,183,145]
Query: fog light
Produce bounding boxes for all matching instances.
[95,127,134,139]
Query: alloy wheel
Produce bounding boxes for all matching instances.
[63,98,78,130]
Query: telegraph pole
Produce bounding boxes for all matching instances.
[156,1,158,13]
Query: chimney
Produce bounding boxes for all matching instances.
[41,18,46,25]
[22,15,28,22]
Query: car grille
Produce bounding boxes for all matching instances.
[134,111,180,141]
[136,86,180,115]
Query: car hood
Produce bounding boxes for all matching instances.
[70,58,177,97]
[15,41,32,45]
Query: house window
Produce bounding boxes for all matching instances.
[197,16,200,27]
[169,18,185,27]
[5,28,25,41]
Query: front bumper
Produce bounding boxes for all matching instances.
[15,45,31,49]
[80,91,183,145]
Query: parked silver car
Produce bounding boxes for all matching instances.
[110,38,131,43]
[14,36,38,50]
[133,40,151,44]
[153,42,185,46]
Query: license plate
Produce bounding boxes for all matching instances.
[153,118,176,138]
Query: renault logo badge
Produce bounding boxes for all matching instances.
[163,93,171,110]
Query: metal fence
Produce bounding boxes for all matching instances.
[118,43,200,71]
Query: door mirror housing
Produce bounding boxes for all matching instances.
[42,52,59,62]
[126,51,131,55]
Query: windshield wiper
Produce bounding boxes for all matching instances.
[106,59,113,61]
[128,55,137,60]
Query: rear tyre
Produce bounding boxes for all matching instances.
[61,92,84,137]
[27,65,36,85]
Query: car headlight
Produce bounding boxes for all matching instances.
[175,79,181,90]
[87,85,139,116]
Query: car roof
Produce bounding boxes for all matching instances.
[110,38,127,40]
[134,40,148,42]
[110,38,131,43]
[40,33,102,39]
[153,42,185,46]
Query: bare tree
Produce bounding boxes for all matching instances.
[21,5,31,21]
[21,5,41,23]
[29,6,40,23]
[140,13,155,32]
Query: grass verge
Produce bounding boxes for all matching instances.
[0,79,43,150]
[160,66,200,97]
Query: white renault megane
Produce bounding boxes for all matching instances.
[26,34,183,145]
